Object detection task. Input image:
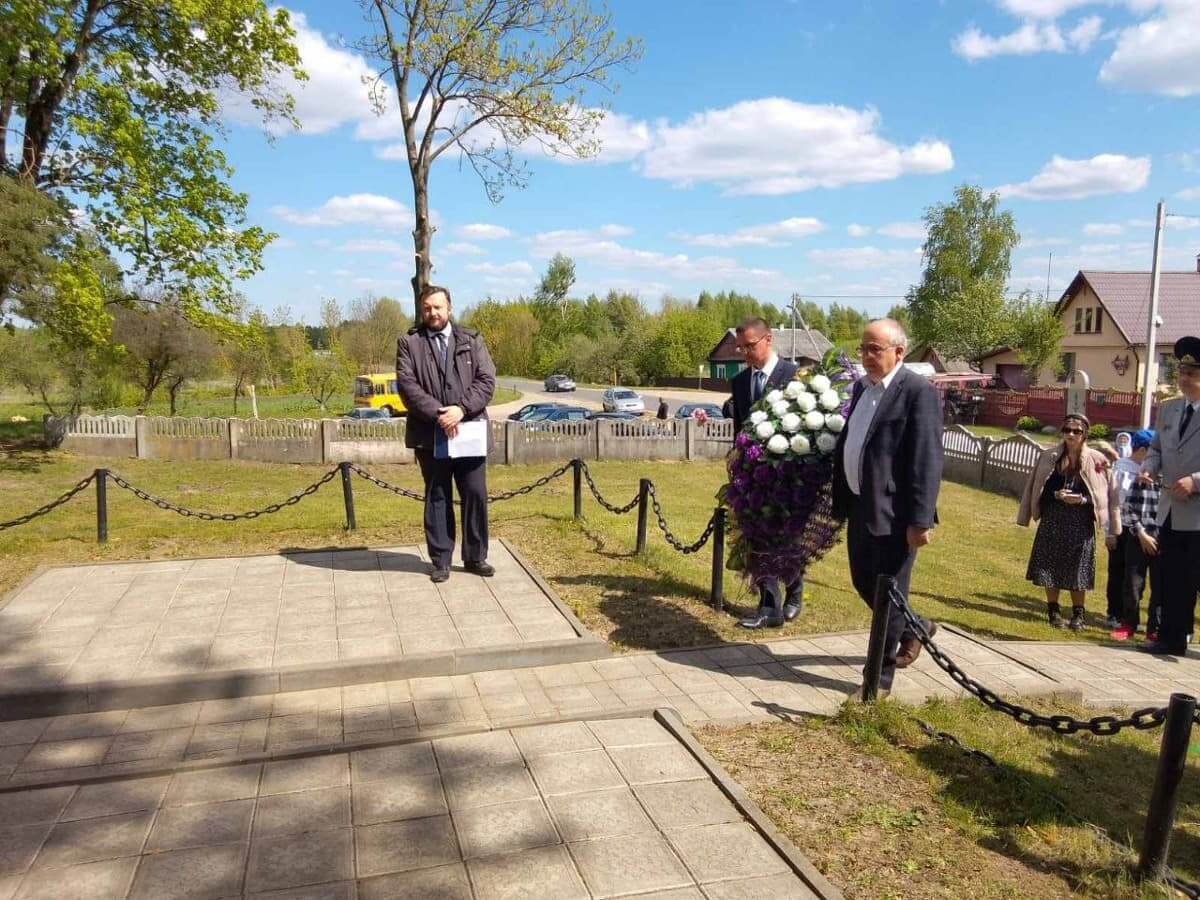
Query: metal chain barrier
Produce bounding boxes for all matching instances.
[645,481,717,554]
[486,460,573,502]
[0,474,96,531]
[108,469,339,520]
[349,464,425,501]
[579,461,641,514]
[886,583,1168,736]
[913,718,999,768]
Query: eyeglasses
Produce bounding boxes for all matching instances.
[734,335,768,354]
[1061,427,1085,436]
[857,343,896,357]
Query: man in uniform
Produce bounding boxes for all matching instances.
[1140,336,1200,656]
[396,285,497,583]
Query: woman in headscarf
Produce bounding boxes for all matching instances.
[1017,413,1111,629]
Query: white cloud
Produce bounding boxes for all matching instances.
[337,239,407,254]
[1176,186,1200,201]
[635,98,952,195]
[1083,222,1125,235]
[998,0,1105,18]
[272,194,414,228]
[877,221,927,240]
[1068,15,1104,50]
[847,224,872,237]
[1099,2,1200,96]
[466,261,535,276]
[680,217,825,248]
[952,14,1102,61]
[444,242,486,255]
[995,153,1150,199]
[458,224,513,240]
[1168,215,1200,230]
[597,224,634,237]
[807,246,921,270]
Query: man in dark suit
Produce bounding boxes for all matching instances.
[396,285,497,583]
[832,318,943,697]
[728,317,804,629]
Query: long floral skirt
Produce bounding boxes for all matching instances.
[1026,500,1096,592]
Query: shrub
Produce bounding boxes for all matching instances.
[1088,423,1111,440]
[1016,416,1042,432]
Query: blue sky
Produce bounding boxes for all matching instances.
[221,0,1200,323]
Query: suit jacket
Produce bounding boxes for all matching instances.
[396,323,496,451]
[1144,396,1200,529]
[729,359,799,433]
[831,365,943,535]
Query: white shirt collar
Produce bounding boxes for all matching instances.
[434,321,452,339]
[756,353,779,380]
[868,363,902,391]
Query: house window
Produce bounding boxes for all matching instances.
[1074,308,1083,334]
[1057,352,1076,382]
[1072,306,1103,334]
[1094,308,1103,333]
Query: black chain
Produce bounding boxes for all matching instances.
[579,461,640,514]
[351,461,572,504]
[913,718,999,768]
[108,469,338,520]
[645,481,717,554]
[885,584,1168,736]
[0,474,96,531]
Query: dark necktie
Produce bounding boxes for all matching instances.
[752,370,765,402]
[1182,403,1194,437]
[436,332,448,372]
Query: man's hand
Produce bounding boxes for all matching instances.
[907,526,931,549]
[437,405,464,437]
[1137,531,1159,556]
[1137,470,1156,485]
[1170,475,1196,499]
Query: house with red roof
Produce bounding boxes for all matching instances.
[978,261,1200,392]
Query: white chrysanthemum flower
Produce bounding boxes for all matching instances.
[809,374,832,393]
[755,420,776,439]
[790,434,812,455]
[825,413,846,433]
[816,432,838,453]
[784,381,805,399]
[764,389,783,404]
[780,412,802,433]
[819,389,841,411]
[794,393,817,413]
[771,400,791,418]
[767,433,789,454]
[803,410,826,431]
[749,410,768,425]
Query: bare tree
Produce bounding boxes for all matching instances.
[358,0,641,312]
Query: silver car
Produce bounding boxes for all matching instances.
[602,388,645,414]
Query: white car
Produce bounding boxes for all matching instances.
[602,388,645,414]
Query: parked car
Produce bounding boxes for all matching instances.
[543,374,577,392]
[508,402,566,422]
[601,388,645,414]
[674,402,726,420]
[342,407,396,421]
[588,411,639,421]
[524,406,591,429]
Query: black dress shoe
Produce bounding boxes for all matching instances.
[737,612,785,629]
[783,601,801,622]
[1137,640,1186,656]
[430,568,450,583]
[464,560,495,577]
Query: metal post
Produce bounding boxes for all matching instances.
[635,478,650,554]
[573,459,583,520]
[339,461,357,531]
[709,507,726,610]
[1140,200,1166,428]
[862,575,895,702]
[1138,692,1197,880]
[94,468,108,544]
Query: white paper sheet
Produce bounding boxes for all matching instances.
[447,420,488,458]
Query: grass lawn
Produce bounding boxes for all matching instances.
[697,699,1199,898]
[0,452,1130,650]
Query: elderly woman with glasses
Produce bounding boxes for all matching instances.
[1017,413,1111,629]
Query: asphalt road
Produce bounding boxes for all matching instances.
[499,377,729,417]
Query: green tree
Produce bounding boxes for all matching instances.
[0,1,303,346]
[0,326,120,414]
[342,294,411,373]
[466,299,540,376]
[221,309,272,414]
[291,345,353,414]
[359,0,640,311]
[906,185,1020,361]
[533,254,577,323]
[112,298,216,413]
[1008,293,1065,386]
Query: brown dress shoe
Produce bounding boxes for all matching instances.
[896,621,938,668]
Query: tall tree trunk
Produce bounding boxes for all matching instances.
[232,373,244,414]
[409,165,433,315]
[168,378,183,415]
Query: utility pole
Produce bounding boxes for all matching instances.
[790,293,799,361]
[1140,200,1166,428]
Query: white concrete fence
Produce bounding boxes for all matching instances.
[941,425,1045,496]
[45,415,737,465]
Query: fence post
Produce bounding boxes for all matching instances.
[95,468,108,544]
[978,436,992,488]
[862,575,895,701]
[635,478,650,554]
[134,416,148,460]
[339,461,357,531]
[1138,692,1197,881]
[709,506,726,610]
[572,459,583,520]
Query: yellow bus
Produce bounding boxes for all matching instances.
[353,373,407,416]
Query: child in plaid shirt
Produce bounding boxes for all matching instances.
[1111,430,1163,640]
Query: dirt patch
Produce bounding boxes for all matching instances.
[697,720,1080,900]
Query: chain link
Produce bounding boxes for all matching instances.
[645,481,717,554]
[108,469,339,520]
[0,474,96,531]
[884,583,1168,736]
[579,461,640,514]
[349,464,425,501]
[912,718,999,767]
[486,460,572,502]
